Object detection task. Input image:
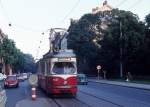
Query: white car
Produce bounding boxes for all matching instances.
[0,83,7,107]
[22,73,28,80]
[0,73,6,81]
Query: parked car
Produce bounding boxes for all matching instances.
[22,73,28,80]
[77,74,88,85]
[17,74,25,81]
[0,82,7,107]
[0,73,6,81]
[4,75,19,88]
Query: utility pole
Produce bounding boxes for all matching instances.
[119,20,123,78]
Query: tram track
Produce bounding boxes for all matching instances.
[78,90,124,107]
[39,86,123,107]
[52,98,63,107]
[46,95,91,107]
[46,92,121,107]
[74,97,92,107]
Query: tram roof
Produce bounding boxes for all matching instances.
[43,49,76,59]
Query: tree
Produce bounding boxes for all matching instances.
[141,13,150,76]
[68,13,102,74]
[23,54,36,73]
[13,49,25,73]
[0,37,16,65]
[0,37,26,74]
[145,13,150,28]
[100,9,146,77]
[68,9,146,78]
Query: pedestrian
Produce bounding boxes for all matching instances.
[126,72,132,82]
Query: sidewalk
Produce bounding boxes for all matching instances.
[89,78,150,90]
[15,98,57,107]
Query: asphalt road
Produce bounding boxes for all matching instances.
[5,80,31,107]
[5,80,150,107]
[78,81,150,107]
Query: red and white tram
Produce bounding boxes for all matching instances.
[37,49,77,96]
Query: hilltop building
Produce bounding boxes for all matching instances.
[92,0,113,14]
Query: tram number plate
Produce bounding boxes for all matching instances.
[63,85,70,88]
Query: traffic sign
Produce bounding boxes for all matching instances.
[97,65,101,70]
[28,74,38,86]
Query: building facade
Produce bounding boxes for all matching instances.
[92,0,112,14]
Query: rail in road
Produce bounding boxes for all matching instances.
[79,90,123,107]
[46,95,91,107]
[78,84,150,107]
[8,80,150,107]
[45,91,122,107]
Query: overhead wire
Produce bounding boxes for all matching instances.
[1,0,143,59]
[0,0,44,32]
[37,0,81,59]
[60,0,81,23]
[114,0,128,8]
[38,0,143,59]
[0,0,45,60]
[126,0,142,10]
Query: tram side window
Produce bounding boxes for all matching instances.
[52,62,76,74]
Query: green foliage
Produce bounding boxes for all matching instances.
[145,13,150,28]
[23,54,36,73]
[102,9,145,77]
[68,9,148,77]
[0,37,35,73]
[68,13,101,73]
[13,49,25,72]
[0,37,17,65]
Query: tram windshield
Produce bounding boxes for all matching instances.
[52,62,76,74]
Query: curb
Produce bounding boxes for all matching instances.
[88,80,150,91]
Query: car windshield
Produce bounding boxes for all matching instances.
[52,62,76,74]
[7,76,17,80]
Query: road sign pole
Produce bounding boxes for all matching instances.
[97,69,100,80]
[97,65,101,80]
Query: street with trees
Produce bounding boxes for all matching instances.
[0,36,35,74]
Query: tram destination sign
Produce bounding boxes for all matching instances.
[58,57,71,61]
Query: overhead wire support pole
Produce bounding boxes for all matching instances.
[119,20,123,78]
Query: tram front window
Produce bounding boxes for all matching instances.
[52,62,76,74]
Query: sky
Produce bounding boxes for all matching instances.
[0,0,150,60]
